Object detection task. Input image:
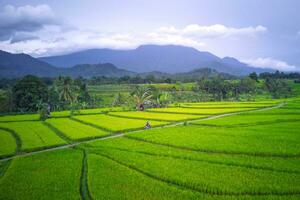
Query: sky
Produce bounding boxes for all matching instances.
[0,0,299,71]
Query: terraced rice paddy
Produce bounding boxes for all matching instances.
[0,129,17,157]
[73,114,169,132]
[147,107,260,115]
[0,121,66,151]
[0,149,82,199]
[0,100,299,199]
[108,111,206,121]
[0,114,39,122]
[46,118,109,140]
[50,106,126,117]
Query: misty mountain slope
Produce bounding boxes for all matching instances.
[39,44,265,75]
[0,50,135,78]
[63,63,136,78]
[0,50,58,77]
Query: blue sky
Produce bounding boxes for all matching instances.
[0,0,299,71]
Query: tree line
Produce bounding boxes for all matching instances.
[0,72,293,116]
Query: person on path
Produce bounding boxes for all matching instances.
[145,121,151,129]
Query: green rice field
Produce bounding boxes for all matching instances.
[0,99,299,199]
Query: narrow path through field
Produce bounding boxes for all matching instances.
[0,102,286,162]
[79,149,93,200]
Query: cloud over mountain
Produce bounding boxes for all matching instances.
[242,57,298,71]
[0,4,268,58]
[156,24,267,38]
[0,4,60,41]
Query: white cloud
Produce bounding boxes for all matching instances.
[0,4,268,57]
[157,24,267,38]
[242,57,298,71]
[0,4,60,41]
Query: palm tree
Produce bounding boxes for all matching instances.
[132,86,152,111]
[56,76,76,103]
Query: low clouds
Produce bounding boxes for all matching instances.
[0,4,59,41]
[242,58,298,71]
[157,24,267,39]
[0,4,268,60]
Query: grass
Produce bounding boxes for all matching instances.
[0,149,82,200]
[50,106,127,117]
[0,129,16,157]
[147,107,259,115]
[73,114,169,132]
[192,102,299,127]
[85,137,300,174]
[108,111,206,121]
[46,118,109,140]
[90,148,300,195]
[87,153,206,199]
[177,103,276,108]
[0,121,66,151]
[0,114,39,122]
[0,97,299,199]
[127,122,300,157]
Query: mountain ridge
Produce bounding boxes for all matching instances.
[39,44,270,75]
[0,50,235,79]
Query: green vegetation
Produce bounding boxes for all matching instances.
[12,75,49,112]
[0,129,16,157]
[50,106,126,117]
[0,121,66,151]
[0,114,39,122]
[46,118,109,140]
[74,114,169,132]
[86,137,300,174]
[109,111,206,121]
[0,73,299,199]
[148,107,258,115]
[0,149,82,200]
[89,148,300,195]
[87,153,205,199]
[128,122,300,156]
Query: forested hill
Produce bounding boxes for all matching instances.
[0,50,135,78]
[39,44,271,76]
[0,50,234,79]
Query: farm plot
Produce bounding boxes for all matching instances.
[86,137,300,174]
[177,103,276,108]
[87,153,206,199]
[0,129,17,157]
[108,111,206,121]
[0,121,66,151]
[128,122,300,157]
[169,101,279,107]
[192,102,299,126]
[46,118,109,140]
[192,113,300,126]
[147,107,257,115]
[0,114,39,122]
[74,114,169,132]
[50,106,126,117]
[0,149,82,200]
[90,148,300,196]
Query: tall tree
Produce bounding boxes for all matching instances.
[131,86,152,111]
[12,75,48,112]
[249,72,259,82]
[55,76,76,103]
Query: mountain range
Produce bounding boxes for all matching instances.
[0,44,272,78]
[39,45,270,75]
[0,50,135,78]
